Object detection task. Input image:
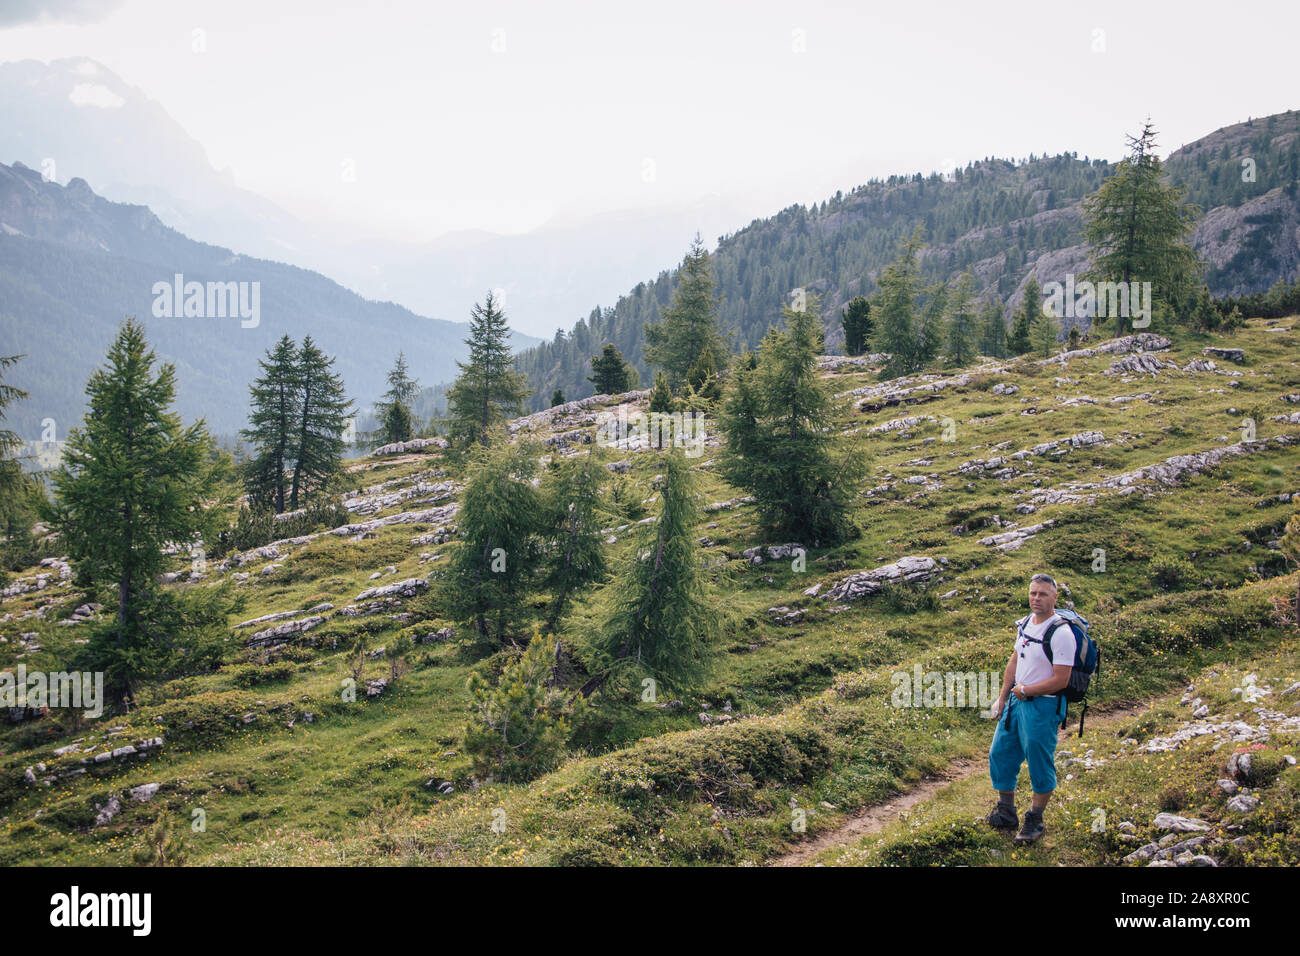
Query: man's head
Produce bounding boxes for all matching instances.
[1028,573,1058,618]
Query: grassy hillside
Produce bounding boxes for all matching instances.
[2,314,1299,866]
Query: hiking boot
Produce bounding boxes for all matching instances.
[987,801,1019,831]
[1014,809,1045,844]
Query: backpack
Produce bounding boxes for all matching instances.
[1016,607,1100,737]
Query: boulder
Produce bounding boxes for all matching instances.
[823,556,943,603]
[1151,812,1211,832]
[128,783,161,803]
[246,615,326,649]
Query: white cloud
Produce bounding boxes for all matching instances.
[68,81,123,108]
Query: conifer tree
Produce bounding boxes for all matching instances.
[550,388,565,407]
[915,281,946,367]
[289,336,352,511]
[978,300,1008,359]
[241,335,299,513]
[647,370,676,450]
[374,352,419,444]
[380,401,413,445]
[0,354,24,479]
[588,342,632,395]
[47,319,221,700]
[717,292,865,546]
[1030,293,1061,357]
[438,435,545,648]
[1082,119,1202,336]
[464,630,583,782]
[684,345,722,405]
[581,448,720,696]
[945,273,978,368]
[875,229,924,378]
[0,355,37,559]
[446,291,530,448]
[643,234,728,388]
[539,451,607,634]
[1007,277,1038,355]
[840,296,873,356]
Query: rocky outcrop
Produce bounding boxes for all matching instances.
[978,520,1055,552]
[343,479,458,516]
[1104,352,1177,376]
[1020,433,1300,509]
[1037,333,1172,368]
[822,555,946,602]
[247,615,326,649]
[371,437,448,456]
[354,578,428,602]
[742,543,805,565]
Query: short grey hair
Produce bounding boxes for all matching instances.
[1029,573,1057,591]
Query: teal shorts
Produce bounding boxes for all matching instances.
[989,694,1066,794]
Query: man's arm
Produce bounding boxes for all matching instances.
[1020,664,1072,698]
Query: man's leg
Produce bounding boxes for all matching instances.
[1016,698,1059,843]
[987,698,1025,828]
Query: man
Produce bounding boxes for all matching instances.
[986,573,1075,844]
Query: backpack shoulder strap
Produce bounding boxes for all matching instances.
[1022,614,1069,665]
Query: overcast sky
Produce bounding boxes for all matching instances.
[2,0,1296,241]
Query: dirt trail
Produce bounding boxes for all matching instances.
[772,700,1151,867]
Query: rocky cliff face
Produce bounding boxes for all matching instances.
[1193,187,1300,297]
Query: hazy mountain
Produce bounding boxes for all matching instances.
[0,57,749,339]
[0,161,540,439]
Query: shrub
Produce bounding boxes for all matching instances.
[212,495,351,559]
[877,580,940,613]
[462,631,584,783]
[595,718,834,809]
[876,819,1002,866]
[148,690,260,748]
[227,661,297,687]
[1148,552,1195,591]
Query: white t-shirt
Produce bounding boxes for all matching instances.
[1014,613,1076,692]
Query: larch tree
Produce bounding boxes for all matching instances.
[588,342,632,395]
[717,292,865,547]
[47,319,221,701]
[539,450,608,635]
[945,273,978,368]
[374,351,420,445]
[241,335,300,513]
[1007,276,1038,356]
[581,448,721,697]
[840,296,873,356]
[289,336,352,511]
[1081,119,1203,336]
[875,229,925,379]
[438,436,546,649]
[643,234,729,388]
[0,353,29,524]
[978,300,1008,359]
[446,290,530,448]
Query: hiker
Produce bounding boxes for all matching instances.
[986,572,1075,844]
